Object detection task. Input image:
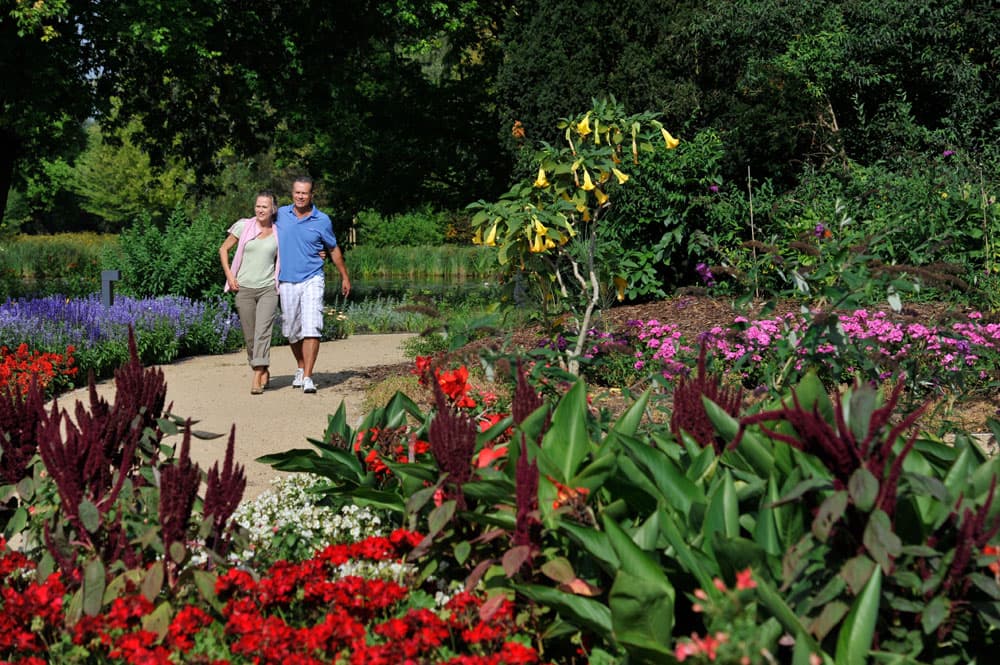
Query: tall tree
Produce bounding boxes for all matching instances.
[2,0,514,229]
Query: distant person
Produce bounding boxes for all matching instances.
[275,176,351,394]
[219,190,280,395]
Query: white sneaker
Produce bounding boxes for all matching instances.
[292,369,304,388]
[302,377,317,393]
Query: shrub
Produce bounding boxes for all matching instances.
[105,204,226,300]
[355,206,446,248]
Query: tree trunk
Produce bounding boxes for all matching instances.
[0,129,21,229]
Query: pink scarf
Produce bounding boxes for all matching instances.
[224,217,280,292]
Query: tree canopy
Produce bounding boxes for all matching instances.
[3,0,997,230]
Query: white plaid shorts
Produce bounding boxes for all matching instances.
[279,274,325,343]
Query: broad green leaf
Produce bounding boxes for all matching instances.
[541,557,576,584]
[846,383,878,443]
[813,491,848,542]
[141,561,164,602]
[192,570,221,612]
[755,576,824,654]
[657,507,719,595]
[703,470,739,543]
[141,601,172,640]
[16,476,33,500]
[350,488,406,514]
[810,601,850,641]
[834,565,882,665]
[570,450,618,491]
[848,468,879,512]
[862,510,902,574]
[538,381,591,483]
[920,595,949,634]
[452,541,471,566]
[753,476,782,555]
[427,499,457,536]
[559,522,620,574]
[610,569,673,663]
[516,583,613,638]
[4,505,27,537]
[78,499,101,533]
[703,399,774,477]
[619,435,703,515]
[794,371,834,423]
[83,559,106,617]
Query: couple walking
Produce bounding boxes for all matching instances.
[219,176,351,395]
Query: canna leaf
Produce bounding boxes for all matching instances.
[834,565,882,665]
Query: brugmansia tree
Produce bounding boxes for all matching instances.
[469,97,680,374]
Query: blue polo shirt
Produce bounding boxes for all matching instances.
[275,204,339,282]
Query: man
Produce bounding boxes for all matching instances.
[275,176,351,393]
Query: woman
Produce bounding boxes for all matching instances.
[219,190,281,394]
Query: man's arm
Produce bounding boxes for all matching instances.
[329,245,351,297]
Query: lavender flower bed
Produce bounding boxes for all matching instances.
[0,294,242,383]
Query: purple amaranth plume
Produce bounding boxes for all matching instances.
[733,380,927,519]
[158,424,200,561]
[203,425,247,555]
[428,374,478,511]
[0,375,48,485]
[35,328,170,581]
[671,343,743,454]
[512,362,547,550]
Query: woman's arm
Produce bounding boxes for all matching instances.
[219,234,240,291]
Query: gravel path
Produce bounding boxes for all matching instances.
[60,333,416,499]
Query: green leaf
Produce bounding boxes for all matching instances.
[4,505,28,537]
[920,595,949,634]
[610,569,673,663]
[83,559,106,617]
[813,491,848,541]
[704,470,739,543]
[703,398,774,477]
[516,583,613,638]
[539,380,591,483]
[452,540,472,566]
[848,468,879,512]
[141,561,164,602]
[427,499,456,536]
[753,476,782,556]
[846,383,879,443]
[559,521,620,574]
[142,601,172,640]
[541,557,576,584]
[78,499,101,533]
[619,435,703,515]
[193,570,222,612]
[835,565,882,665]
[862,510,902,574]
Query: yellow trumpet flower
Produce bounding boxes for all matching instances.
[612,167,630,184]
[661,127,680,150]
[581,208,591,222]
[594,118,601,144]
[582,169,595,191]
[532,217,548,235]
[484,222,498,247]
[598,170,610,184]
[594,188,609,205]
[577,112,592,136]
[613,276,627,301]
[473,227,483,245]
[530,232,546,253]
[545,237,556,249]
[534,165,549,188]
